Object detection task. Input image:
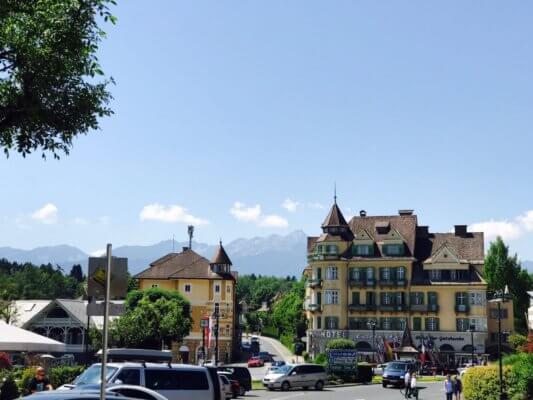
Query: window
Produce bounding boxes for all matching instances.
[366,291,376,305]
[151,284,159,288]
[354,245,372,256]
[46,307,69,318]
[469,317,487,332]
[350,268,361,281]
[366,267,375,280]
[351,292,360,305]
[325,266,338,280]
[456,292,468,305]
[325,290,339,305]
[215,284,221,293]
[381,318,391,330]
[184,284,191,293]
[226,285,231,293]
[381,268,391,281]
[428,292,438,305]
[325,317,339,329]
[397,267,406,281]
[145,369,209,390]
[317,245,323,254]
[456,318,470,332]
[469,292,486,307]
[115,369,140,386]
[316,267,322,280]
[490,308,508,319]
[395,292,405,305]
[316,292,322,305]
[429,270,442,281]
[425,317,439,331]
[316,317,322,329]
[410,292,424,305]
[450,270,457,281]
[327,245,338,254]
[413,317,421,331]
[383,244,403,256]
[381,292,392,305]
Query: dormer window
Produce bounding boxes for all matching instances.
[382,243,404,256]
[353,244,373,256]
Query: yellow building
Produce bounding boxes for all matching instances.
[135,242,237,363]
[304,200,514,361]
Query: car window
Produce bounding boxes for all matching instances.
[308,365,325,374]
[111,388,157,400]
[145,369,209,391]
[219,375,229,384]
[115,368,141,385]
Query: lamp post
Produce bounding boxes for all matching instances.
[367,319,377,363]
[467,325,475,365]
[489,285,510,400]
[213,302,220,365]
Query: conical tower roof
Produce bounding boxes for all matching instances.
[321,202,349,228]
[210,241,232,265]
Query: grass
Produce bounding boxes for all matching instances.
[252,380,264,390]
[372,375,445,384]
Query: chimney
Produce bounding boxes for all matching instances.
[416,226,429,238]
[182,246,189,252]
[454,225,468,237]
[359,210,367,217]
[398,209,414,216]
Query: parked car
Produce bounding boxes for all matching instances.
[55,384,169,400]
[217,366,252,395]
[250,336,260,344]
[258,352,274,363]
[263,364,327,391]
[229,380,240,399]
[382,361,415,388]
[247,356,264,368]
[271,360,286,367]
[218,374,233,400]
[241,342,251,352]
[23,391,137,400]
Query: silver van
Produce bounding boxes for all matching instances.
[263,364,327,391]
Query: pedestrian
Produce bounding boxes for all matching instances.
[28,367,53,394]
[454,375,462,400]
[410,372,418,400]
[444,374,454,400]
[404,368,411,398]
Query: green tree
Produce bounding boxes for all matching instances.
[69,264,84,282]
[112,288,192,349]
[485,237,533,332]
[0,0,115,158]
[271,281,307,339]
[508,333,528,350]
[326,338,356,350]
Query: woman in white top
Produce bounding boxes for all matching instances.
[410,372,418,399]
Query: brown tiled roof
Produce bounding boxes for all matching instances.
[307,237,318,252]
[415,232,484,262]
[135,249,235,280]
[316,233,345,242]
[348,214,418,257]
[322,203,349,228]
[210,242,232,265]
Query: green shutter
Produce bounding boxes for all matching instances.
[317,292,322,305]
[352,292,360,305]
[317,268,322,280]
[317,317,322,329]
[413,317,421,331]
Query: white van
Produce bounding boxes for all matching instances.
[263,364,327,391]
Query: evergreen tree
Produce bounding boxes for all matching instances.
[69,264,84,282]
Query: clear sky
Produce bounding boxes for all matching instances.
[1,1,532,259]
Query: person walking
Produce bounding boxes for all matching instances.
[410,372,418,400]
[444,374,454,400]
[404,369,411,398]
[28,367,53,394]
[454,375,463,400]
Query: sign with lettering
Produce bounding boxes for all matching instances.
[327,349,358,373]
[88,257,128,300]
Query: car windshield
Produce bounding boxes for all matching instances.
[73,365,118,385]
[272,365,291,374]
[386,363,407,371]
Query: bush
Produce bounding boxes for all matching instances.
[280,334,295,353]
[507,353,533,399]
[508,333,527,350]
[0,354,11,370]
[326,339,355,350]
[313,353,327,366]
[0,371,19,400]
[18,367,36,395]
[463,366,511,400]
[260,325,278,339]
[49,365,85,388]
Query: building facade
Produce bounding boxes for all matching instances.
[135,243,238,363]
[304,201,514,360]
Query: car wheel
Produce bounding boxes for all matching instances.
[267,387,274,391]
[315,381,324,391]
[281,381,290,391]
[382,382,387,388]
[239,387,246,396]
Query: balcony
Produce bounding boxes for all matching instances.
[455,304,470,313]
[378,279,408,288]
[307,253,340,262]
[348,304,377,312]
[305,279,322,289]
[306,303,322,312]
[428,304,439,312]
[379,304,408,312]
[410,304,440,313]
[348,278,376,288]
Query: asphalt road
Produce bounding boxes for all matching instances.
[248,381,445,400]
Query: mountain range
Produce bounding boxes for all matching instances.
[0,230,309,277]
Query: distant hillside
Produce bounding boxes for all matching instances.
[0,231,308,277]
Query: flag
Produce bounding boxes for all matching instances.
[384,340,393,361]
[420,340,427,363]
[207,315,213,348]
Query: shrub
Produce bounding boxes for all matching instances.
[326,339,355,350]
[49,365,85,388]
[0,371,19,400]
[260,325,278,339]
[18,367,36,396]
[0,354,10,370]
[279,334,295,353]
[508,333,527,350]
[463,365,511,400]
[313,353,327,366]
[507,353,533,399]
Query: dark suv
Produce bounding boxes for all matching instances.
[382,361,415,388]
[217,366,252,395]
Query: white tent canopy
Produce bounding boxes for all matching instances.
[0,321,66,353]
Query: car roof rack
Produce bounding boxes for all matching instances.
[96,348,173,364]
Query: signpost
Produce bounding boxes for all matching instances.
[327,349,358,373]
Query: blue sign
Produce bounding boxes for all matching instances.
[327,349,358,372]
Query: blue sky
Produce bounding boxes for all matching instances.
[1,1,533,259]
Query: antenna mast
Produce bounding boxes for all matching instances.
[188,225,194,250]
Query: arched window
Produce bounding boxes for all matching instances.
[439,344,455,352]
[355,341,372,351]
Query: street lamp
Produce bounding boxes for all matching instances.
[489,285,510,400]
[367,319,377,363]
[467,325,475,365]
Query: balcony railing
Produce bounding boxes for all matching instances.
[306,303,322,312]
[305,279,322,289]
[378,279,408,287]
[428,304,439,312]
[307,254,340,261]
[348,278,376,288]
[348,304,377,312]
[410,304,440,313]
[455,304,470,313]
[379,304,408,312]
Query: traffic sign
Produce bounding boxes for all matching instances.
[88,256,128,300]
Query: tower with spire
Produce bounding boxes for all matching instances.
[320,189,354,241]
[210,240,233,274]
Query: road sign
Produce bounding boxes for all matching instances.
[201,318,209,328]
[88,256,128,300]
[327,349,358,373]
[87,302,125,316]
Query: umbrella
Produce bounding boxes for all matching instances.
[0,321,66,353]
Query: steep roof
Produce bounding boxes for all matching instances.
[415,232,484,263]
[322,203,349,228]
[349,214,418,257]
[210,242,232,265]
[135,249,235,280]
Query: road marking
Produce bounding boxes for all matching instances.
[270,393,305,400]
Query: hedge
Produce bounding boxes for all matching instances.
[0,370,19,400]
[507,353,533,399]
[463,366,511,400]
[48,365,85,388]
[325,339,356,350]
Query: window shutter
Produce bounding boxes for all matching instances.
[317,292,322,305]
[436,318,440,331]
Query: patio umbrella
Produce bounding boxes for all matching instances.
[0,321,66,353]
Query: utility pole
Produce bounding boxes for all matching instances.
[214,302,220,365]
[188,225,194,250]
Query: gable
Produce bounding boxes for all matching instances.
[354,229,374,243]
[424,243,469,270]
[380,228,405,243]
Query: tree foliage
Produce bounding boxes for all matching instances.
[326,339,356,350]
[236,274,295,310]
[270,281,307,339]
[0,0,116,158]
[109,288,193,349]
[484,237,533,332]
[69,264,84,282]
[0,258,85,301]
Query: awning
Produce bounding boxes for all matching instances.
[0,321,66,353]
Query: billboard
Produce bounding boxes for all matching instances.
[327,349,358,373]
